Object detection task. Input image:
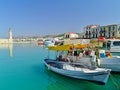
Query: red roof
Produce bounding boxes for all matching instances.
[67,32,75,34]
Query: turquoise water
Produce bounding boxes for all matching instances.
[0,44,120,90]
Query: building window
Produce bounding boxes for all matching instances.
[109,26,111,32]
[113,41,120,46]
[96,29,97,32]
[66,35,69,38]
[118,26,120,30]
[104,33,105,37]
[113,26,115,30]
[113,32,114,36]
[96,34,97,38]
[104,27,105,31]
[89,31,90,34]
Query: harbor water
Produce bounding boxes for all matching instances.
[0,44,120,90]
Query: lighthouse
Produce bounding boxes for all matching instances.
[9,28,13,43]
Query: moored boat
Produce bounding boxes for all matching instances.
[44,59,111,84]
[44,44,111,84]
[109,40,120,52]
[96,49,120,72]
[38,40,44,46]
[98,57,120,72]
[44,39,55,46]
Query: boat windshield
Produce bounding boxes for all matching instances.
[112,41,120,46]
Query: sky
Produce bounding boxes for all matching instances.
[0,0,120,37]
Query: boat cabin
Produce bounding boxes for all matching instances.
[109,40,120,52]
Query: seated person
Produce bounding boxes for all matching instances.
[79,52,83,58]
[68,47,73,55]
[56,55,63,61]
[85,48,89,56]
[90,49,95,58]
[64,54,71,62]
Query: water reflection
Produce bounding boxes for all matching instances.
[0,44,13,57]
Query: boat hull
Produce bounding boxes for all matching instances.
[44,59,110,84]
[110,48,120,52]
[100,57,120,72]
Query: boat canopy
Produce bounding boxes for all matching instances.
[47,44,87,51]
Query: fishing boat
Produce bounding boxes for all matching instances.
[44,44,111,84]
[44,59,110,84]
[96,49,120,72]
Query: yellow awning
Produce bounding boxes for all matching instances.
[47,45,70,51]
[47,44,87,51]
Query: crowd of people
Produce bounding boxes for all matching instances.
[57,47,96,62]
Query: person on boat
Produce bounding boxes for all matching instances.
[79,52,83,59]
[95,48,100,59]
[74,49,79,62]
[90,49,95,57]
[85,48,89,56]
[64,54,71,62]
[94,48,101,66]
[82,49,85,56]
[56,51,66,61]
[68,47,74,56]
[56,55,63,61]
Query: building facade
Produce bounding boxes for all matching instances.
[99,24,120,38]
[65,32,78,39]
[84,25,99,39]
[83,24,120,39]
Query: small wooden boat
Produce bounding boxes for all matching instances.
[44,59,111,84]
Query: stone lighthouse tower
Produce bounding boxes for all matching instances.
[9,28,13,43]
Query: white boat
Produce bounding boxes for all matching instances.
[96,49,120,72]
[44,59,111,84]
[98,57,120,72]
[109,40,120,52]
[44,39,55,46]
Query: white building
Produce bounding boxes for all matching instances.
[0,28,13,44]
[65,32,78,39]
